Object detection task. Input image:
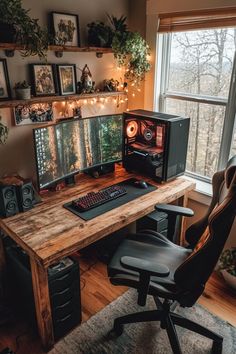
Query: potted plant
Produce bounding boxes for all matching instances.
[87,15,151,85]
[219,248,236,290]
[0,0,49,59]
[87,21,113,47]
[0,116,9,145]
[14,81,31,100]
[109,15,151,85]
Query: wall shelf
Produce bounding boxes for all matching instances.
[0,43,113,58]
[0,91,127,108]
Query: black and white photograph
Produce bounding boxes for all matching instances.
[51,12,80,46]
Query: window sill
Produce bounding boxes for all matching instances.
[183,175,212,206]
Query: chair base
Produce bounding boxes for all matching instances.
[111,297,223,354]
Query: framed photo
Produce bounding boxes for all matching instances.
[50,12,80,47]
[0,59,11,100]
[57,64,77,95]
[30,64,57,96]
[14,103,54,125]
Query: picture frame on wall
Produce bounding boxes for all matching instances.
[0,59,11,100]
[50,12,80,47]
[30,64,58,97]
[57,64,77,95]
[14,103,54,126]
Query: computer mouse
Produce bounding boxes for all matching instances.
[134,180,148,189]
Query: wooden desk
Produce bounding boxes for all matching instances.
[0,166,195,350]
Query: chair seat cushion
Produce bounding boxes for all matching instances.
[108,230,191,297]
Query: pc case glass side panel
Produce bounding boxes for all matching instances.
[123,116,165,179]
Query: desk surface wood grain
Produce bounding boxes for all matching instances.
[0,166,195,267]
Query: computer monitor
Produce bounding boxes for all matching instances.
[33,114,123,190]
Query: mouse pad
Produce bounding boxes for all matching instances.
[63,178,157,221]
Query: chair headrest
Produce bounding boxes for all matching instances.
[225,156,236,188]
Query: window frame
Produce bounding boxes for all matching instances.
[155,31,236,182]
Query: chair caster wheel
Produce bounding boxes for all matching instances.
[211,340,222,354]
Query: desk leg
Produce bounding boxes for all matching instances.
[30,259,54,351]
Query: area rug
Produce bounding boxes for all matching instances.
[50,289,236,354]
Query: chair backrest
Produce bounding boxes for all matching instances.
[174,156,236,305]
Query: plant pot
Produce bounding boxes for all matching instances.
[15,88,31,100]
[221,269,236,290]
[0,22,16,43]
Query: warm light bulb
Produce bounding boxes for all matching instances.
[105,98,108,103]
[101,104,105,109]
[132,93,135,97]
[84,99,88,105]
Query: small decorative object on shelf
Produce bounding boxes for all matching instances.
[50,12,80,47]
[0,0,48,59]
[57,64,77,95]
[14,81,31,100]
[0,59,11,100]
[30,64,58,97]
[219,247,236,290]
[103,78,119,92]
[0,116,9,145]
[77,64,95,94]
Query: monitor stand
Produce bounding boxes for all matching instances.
[85,163,115,178]
[64,175,76,186]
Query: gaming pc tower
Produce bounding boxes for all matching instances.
[123,110,190,181]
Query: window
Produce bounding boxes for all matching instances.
[156,27,236,181]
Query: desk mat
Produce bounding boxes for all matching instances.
[63,178,157,221]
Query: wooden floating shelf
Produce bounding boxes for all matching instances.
[0,43,113,57]
[0,91,127,108]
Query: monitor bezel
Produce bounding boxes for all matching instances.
[33,113,123,190]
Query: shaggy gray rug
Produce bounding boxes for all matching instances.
[50,289,236,354]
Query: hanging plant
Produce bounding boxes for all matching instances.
[87,15,151,85]
[0,116,9,145]
[108,15,151,85]
[0,0,49,59]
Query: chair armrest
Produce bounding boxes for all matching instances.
[121,256,170,277]
[120,256,170,306]
[155,204,194,217]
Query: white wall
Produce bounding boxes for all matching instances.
[0,0,129,180]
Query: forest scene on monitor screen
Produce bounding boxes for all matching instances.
[35,115,122,188]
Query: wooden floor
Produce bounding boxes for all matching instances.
[0,249,235,354]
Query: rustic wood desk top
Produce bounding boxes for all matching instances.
[0,166,195,268]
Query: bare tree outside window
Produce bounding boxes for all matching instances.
[161,28,236,179]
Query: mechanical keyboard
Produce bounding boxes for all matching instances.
[72,185,127,212]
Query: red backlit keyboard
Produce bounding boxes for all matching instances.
[72,185,127,212]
